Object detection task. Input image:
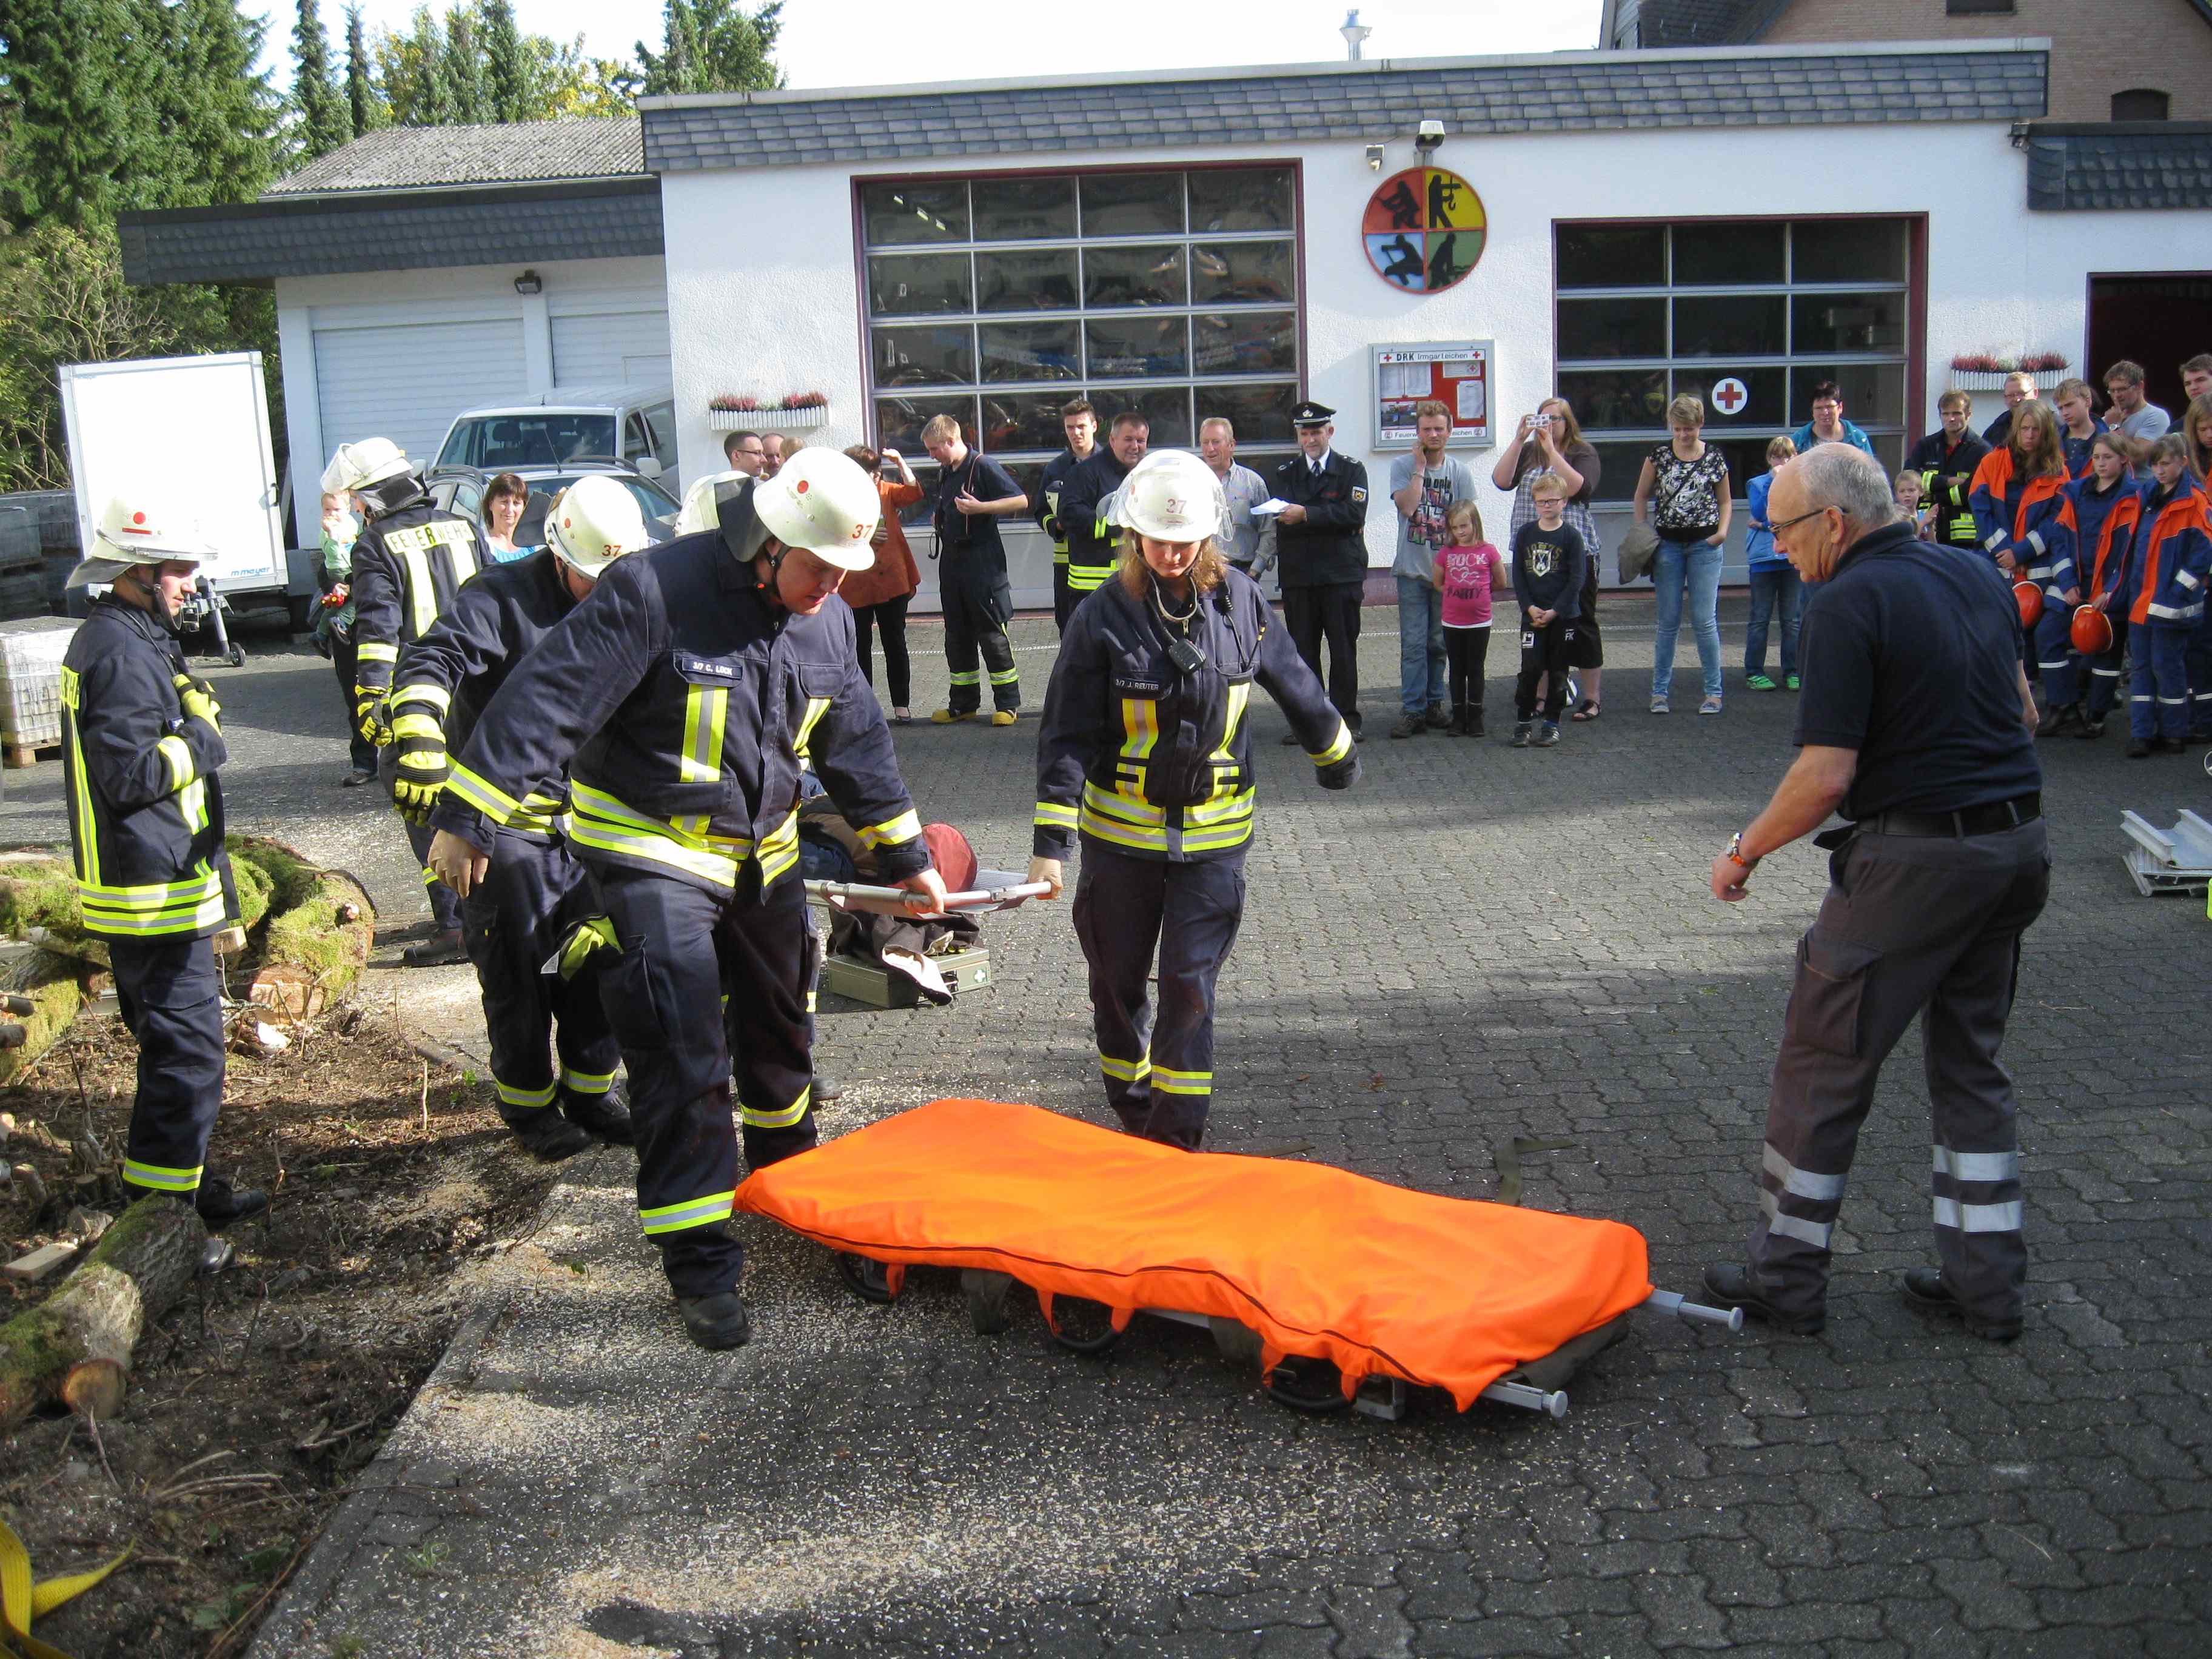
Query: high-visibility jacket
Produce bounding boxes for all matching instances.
[1905,430,1991,551]
[432,528,928,897]
[2117,476,2212,628]
[349,486,490,699]
[2065,474,2142,600]
[392,549,580,837]
[1057,449,1134,596]
[1034,567,1353,863]
[1035,444,1094,571]
[58,598,237,940]
[1968,449,2078,600]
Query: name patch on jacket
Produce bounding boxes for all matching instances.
[1113,674,1163,695]
[675,652,739,680]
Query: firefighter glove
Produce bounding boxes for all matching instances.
[173,672,221,732]
[389,709,449,824]
[553,914,618,982]
[355,689,392,748]
[1316,752,1361,793]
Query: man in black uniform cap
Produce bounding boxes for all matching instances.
[1273,402,1372,742]
[1701,445,2047,1345]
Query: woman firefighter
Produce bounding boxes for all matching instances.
[1027,449,1361,1150]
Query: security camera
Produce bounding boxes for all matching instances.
[1415,119,1446,152]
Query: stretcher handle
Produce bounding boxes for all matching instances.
[1,994,33,1018]
[1646,1289,1747,1332]
[1478,1380,1569,1418]
[803,879,1053,916]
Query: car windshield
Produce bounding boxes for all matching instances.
[514,471,681,545]
[439,413,618,471]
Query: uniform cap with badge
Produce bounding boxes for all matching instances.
[1290,401,1336,428]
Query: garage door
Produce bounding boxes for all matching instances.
[313,317,528,472]
[551,306,672,388]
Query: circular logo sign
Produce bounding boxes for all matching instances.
[1711,377,1751,417]
[1362,167,1487,294]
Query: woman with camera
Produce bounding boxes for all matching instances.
[1492,397,1606,719]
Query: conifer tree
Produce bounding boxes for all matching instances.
[292,0,353,159]
[344,7,389,133]
[481,0,529,123]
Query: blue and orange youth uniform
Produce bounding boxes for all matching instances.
[2116,471,2212,745]
[2060,471,2143,720]
[1969,448,2078,686]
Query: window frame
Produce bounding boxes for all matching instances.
[1944,0,2014,15]
[2111,89,2172,122]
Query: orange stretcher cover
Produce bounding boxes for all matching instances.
[734,1098,1654,1410]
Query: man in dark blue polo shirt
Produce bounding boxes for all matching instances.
[1700,446,2048,1345]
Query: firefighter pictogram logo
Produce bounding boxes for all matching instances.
[1363,167,1486,295]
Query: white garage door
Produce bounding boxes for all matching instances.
[313,317,528,472]
[551,306,672,388]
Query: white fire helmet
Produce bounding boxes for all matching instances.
[752,448,880,572]
[674,469,748,536]
[320,437,411,496]
[66,495,214,588]
[1116,450,1227,543]
[545,475,650,577]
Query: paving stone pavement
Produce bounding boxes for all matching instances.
[4,605,2206,1658]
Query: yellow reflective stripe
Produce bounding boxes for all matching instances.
[1099,1053,1153,1082]
[755,811,801,885]
[679,684,729,783]
[355,641,399,665]
[1151,1064,1212,1095]
[446,763,521,825]
[1077,809,1170,852]
[1033,801,1079,830]
[791,695,831,760]
[61,669,101,887]
[389,682,452,714]
[122,1159,203,1193]
[988,666,1020,686]
[1181,821,1254,853]
[1187,785,1255,826]
[856,809,922,850]
[948,671,981,686]
[509,791,565,835]
[178,777,209,834]
[1120,699,1159,764]
[1082,780,1165,827]
[390,711,443,743]
[739,1087,811,1130]
[394,545,438,638]
[1214,683,1250,762]
[155,734,196,793]
[1307,720,1353,766]
[567,784,742,890]
[561,1067,616,1095]
[639,1190,736,1235]
[495,1078,558,1111]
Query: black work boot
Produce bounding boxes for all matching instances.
[1900,1267,2021,1342]
[501,1107,594,1163]
[193,1175,269,1231]
[561,1088,637,1147]
[811,1073,845,1105]
[1700,1262,1825,1335]
[839,1252,897,1304]
[675,1291,751,1350]
[1425,702,1450,731]
[402,927,467,968]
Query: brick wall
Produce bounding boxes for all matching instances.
[1760,0,2212,122]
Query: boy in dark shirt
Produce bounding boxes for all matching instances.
[1510,474,1588,746]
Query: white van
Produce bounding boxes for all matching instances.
[434,384,681,492]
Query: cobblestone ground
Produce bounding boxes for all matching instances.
[7,603,2204,1657]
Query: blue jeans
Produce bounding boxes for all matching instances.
[1395,575,1447,715]
[1744,564,1801,679]
[1652,537,1723,700]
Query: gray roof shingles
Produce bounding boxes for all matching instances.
[263,118,645,195]
[2026,124,2212,210]
[640,48,2046,172]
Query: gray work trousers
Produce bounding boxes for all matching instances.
[1749,818,2049,1327]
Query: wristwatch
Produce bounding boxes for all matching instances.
[1724,832,1759,871]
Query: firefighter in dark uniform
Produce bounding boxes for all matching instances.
[920,414,1028,724]
[60,498,267,1273]
[1057,411,1148,629]
[325,437,491,968]
[1701,446,2047,1344]
[426,450,948,1350]
[1028,451,1359,1150]
[389,476,644,1164]
[1904,390,1992,554]
[1037,398,1099,632]
[1272,402,1372,742]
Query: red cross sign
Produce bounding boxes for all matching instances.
[1711,377,1749,416]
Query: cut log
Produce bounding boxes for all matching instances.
[260,867,375,1003]
[0,1196,207,1429]
[0,957,83,1084]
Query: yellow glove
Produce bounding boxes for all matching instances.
[173,672,221,732]
[355,689,392,747]
[389,709,448,825]
[553,914,618,982]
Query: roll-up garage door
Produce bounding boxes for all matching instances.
[550,304,672,388]
[313,317,528,470]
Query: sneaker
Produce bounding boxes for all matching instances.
[1701,1262,1825,1335]
[1744,673,1777,691]
[1899,1267,2020,1342]
[1649,696,1670,715]
[675,1291,752,1351]
[1533,722,1560,746]
[401,927,468,968]
[1510,722,1533,747]
[930,708,977,724]
[1785,674,1801,691]
[1425,703,1451,731]
[991,709,1017,727]
[1389,714,1423,739]
[1698,696,1723,716]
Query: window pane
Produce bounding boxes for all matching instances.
[1590,441,1658,502]
[1791,363,1905,422]
[1081,173,1184,236]
[1673,221,1785,286]
[1557,225,1665,289]
[982,395,1067,455]
[1192,240,1294,305]
[1087,317,1188,378]
[977,247,1078,312]
[1672,366,1786,429]
[1085,244,1187,307]
[973,176,1075,241]
[862,181,968,247]
[874,394,978,455]
[869,253,971,316]
[895,464,936,526]
[1195,382,1299,443]
[1558,297,1666,361]
[1706,440,1763,502]
[1791,290,1907,356]
[1560,368,1669,431]
[979,321,1081,383]
[1790,220,1905,284]
[1193,311,1296,376]
[871,324,974,387]
[1672,294,1787,358]
[1090,385,1193,447]
[1189,167,1293,232]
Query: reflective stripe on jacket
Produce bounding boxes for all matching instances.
[1968,449,2077,595]
[1059,450,1134,594]
[349,497,490,695]
[2120,476,2212,627]
[2065,474,2142,600]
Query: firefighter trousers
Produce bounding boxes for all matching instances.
[941,561,1019,714]
[1749,820,2048,1329]
[110,933,227,1200]
[2085,615,2128,719]
[2128,623,2193,742]
[463,830,622,1125]
[1070,842,1246,1150]
[379,748,462,932]
[592,863,817,1298]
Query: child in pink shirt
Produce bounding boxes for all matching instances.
[1432,501,1510,736]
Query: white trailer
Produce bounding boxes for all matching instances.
[59,352,288,663]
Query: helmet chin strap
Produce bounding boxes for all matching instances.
[116,565,186,634]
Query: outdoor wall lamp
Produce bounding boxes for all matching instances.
[514,270,543,295]
[1415,119,1446,156]
[1367,144,1386,171]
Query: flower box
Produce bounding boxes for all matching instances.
[706,405,831,433]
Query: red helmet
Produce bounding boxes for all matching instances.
[2013,580,2043,629]
[2071,603,2113,656]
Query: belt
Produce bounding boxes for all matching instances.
[1861,793,2041,839]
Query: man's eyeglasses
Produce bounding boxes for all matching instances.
[1767,506,1832,536]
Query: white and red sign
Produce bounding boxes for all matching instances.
[1711,377,1750,417]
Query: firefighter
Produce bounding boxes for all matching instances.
[60,498,267,1273]
[1027,451,1359,1151]
[1905,390,1991,555]
[325,437,491,968]
[388,476,645,1162]
[423,449,947,1350]
[1057,411,1148,623]
[1036,398,1099,632]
